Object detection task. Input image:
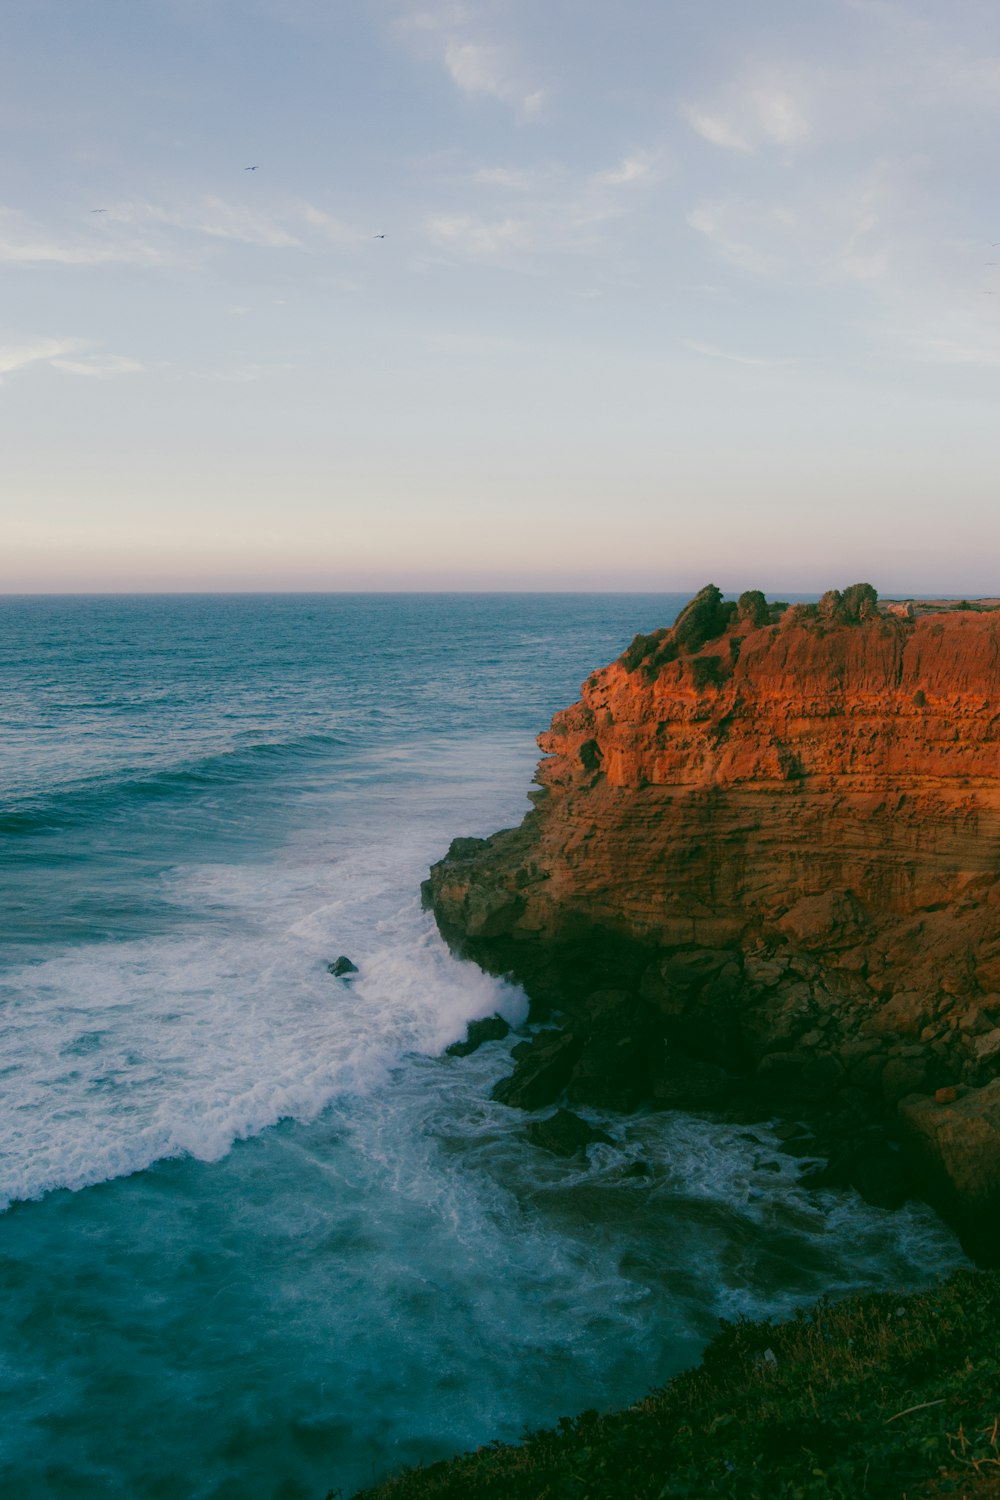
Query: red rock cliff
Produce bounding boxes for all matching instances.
[434,596,1000,981]
[426,589,1000,1261]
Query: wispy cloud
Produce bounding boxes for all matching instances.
[592,154,657,188]
[0,337,142,381]
[393,5,543,119]
[425,213,526,256]
[0,209,175,268]
[50,354,145,377]
[682,82,810,153]
[686,202,783,276]
[682,108,751,153]
[442,39,543,116]
[750,87,810,146]
[427,146,661,263]
[117,198,301,248]
[683,339,796,368]
[0,337,85,377]
[301,204,367,245]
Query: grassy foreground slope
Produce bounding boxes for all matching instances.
[346,1270,1000,1500]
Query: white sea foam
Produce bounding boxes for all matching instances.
[0,809,528,1208]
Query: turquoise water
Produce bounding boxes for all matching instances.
[0,594,964,1499]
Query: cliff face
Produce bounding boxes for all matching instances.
[505,611,994,959]
[426,592,1000,1261]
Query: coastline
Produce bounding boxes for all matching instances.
[423,587,1000,1264]
[350,587,1000,1496]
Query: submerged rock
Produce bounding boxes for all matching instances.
[445,1014,510,1057]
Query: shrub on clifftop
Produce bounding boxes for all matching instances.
[820,584,880,625]
[737,589,770,627]
[672,584,737,652]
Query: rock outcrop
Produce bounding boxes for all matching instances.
[425,588,1000,1262]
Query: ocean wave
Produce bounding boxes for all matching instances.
[0,731,350,837]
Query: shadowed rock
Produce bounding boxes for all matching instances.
[445,1014,510,1057]
[524,1109,613,1157]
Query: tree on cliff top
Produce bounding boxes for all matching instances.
[672,585,736,652]
[819,583,879,625]
[737,590,769,627]
[842,582,879,621]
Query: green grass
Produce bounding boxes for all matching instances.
[344,1270,1000,1500]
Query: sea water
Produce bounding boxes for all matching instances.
[0,594,964,1500]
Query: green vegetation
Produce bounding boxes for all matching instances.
[620,583,886,679]
[819,584,880,625]
[672,584,736,652]
[346,1269,1000,1500]
[737,589,770,627]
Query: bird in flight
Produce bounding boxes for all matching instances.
[91,208,107,213]
[245,165,259,171]
[373,233,385,239]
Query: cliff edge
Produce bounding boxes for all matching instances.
[425,587,1000,1262]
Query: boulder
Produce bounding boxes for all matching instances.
[524,1109,613,1157]
[861,991,937,1039]
[880,1056,927,1106]
[898,1079,1000,1264]
[446,1014,510,1057]
[491,1031,582,1110]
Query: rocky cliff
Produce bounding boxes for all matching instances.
[425,587,1000,1262]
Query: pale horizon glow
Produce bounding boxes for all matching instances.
[2,0,999,594]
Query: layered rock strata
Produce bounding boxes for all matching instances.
[425,589,1000,1262]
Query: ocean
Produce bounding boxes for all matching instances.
[0,593,964,1499]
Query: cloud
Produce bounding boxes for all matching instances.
[0,338,142,381]
[426,145,662,263]
[685,164,899,287]
[442,39,543,116]
[751,87,810,146]
[592,154,656,188]
[683,339,795,368]
[425,212,526,256]
[0,210,174,268]
[121,198,301,248]
[392,6,543,118]
[682,107,751,153]
[50,354,145,377]
[686,202,781,275]
[301,204,368,245]
[0,338,85,377]
[682,84,809,153]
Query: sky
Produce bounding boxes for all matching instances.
[1,0,999,593]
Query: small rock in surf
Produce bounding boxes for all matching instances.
[327,956,359,978]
